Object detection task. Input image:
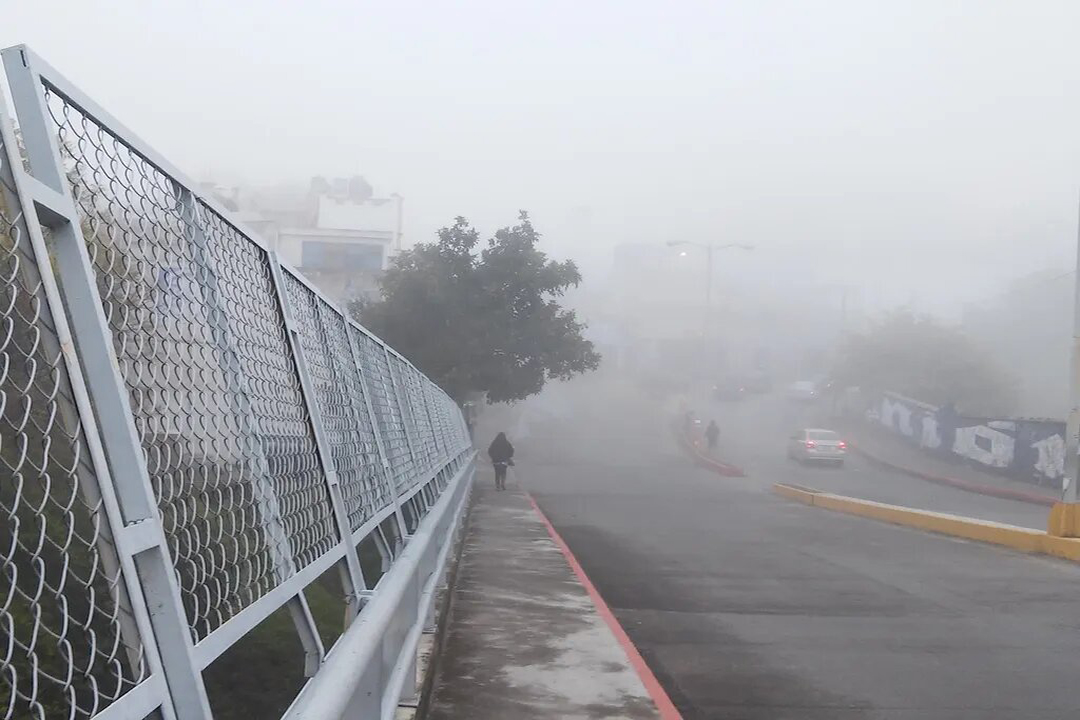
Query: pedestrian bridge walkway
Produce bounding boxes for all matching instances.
[426,482,671,720]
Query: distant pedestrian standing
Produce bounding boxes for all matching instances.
[705,420,720,451]
[488,432,515,491]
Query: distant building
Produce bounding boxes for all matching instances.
[278,178,403,305]
[207,176,403,307]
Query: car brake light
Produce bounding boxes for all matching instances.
[838,441,847,450]
[805,440,816,449]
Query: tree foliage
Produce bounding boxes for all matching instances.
[831,310,1017,415]
[357,212,600,403]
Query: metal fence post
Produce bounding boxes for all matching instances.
[385,348,423,479]
[348,325,409,546]
[421,380,445,460]
[169,187,299,583]
[267,253,368,616]
[0,83,172,720]
[1,45,212,720]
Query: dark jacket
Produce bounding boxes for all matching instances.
[488,433,514,464]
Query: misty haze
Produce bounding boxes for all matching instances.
[3,2,1080,720]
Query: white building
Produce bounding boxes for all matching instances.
[278,186,402,305]
[214,176,403,307]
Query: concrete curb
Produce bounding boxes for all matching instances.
[773,483,1080,563]
[672,424,746,477]
[850,442,1057,508]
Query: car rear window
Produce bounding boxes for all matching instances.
[808,430,838,440]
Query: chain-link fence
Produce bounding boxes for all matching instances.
[0,45,473,720]
[0,79,149,720]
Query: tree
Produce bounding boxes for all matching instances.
[831,309,1017,416]
[357,212,600,403]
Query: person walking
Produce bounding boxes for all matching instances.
[705,420,720,452]
[488,432,515,491]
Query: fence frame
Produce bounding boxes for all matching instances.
[0,43,475,720]
[2,43,214,720]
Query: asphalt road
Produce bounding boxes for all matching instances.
[519,385,1080,719]
[702,391,1051,530]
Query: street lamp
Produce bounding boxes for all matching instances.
[667,241,754,379]
[666,241,754,309]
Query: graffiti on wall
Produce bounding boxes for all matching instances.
[872,392,1065,487]
[952,421,1014,469]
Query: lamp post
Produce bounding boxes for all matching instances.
[667,240,754,312]
[667,241,754,377]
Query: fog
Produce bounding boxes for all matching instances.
[5,1,1080,414]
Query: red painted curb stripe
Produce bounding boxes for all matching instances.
[524,491,683,720]
[672,425,746,477]
[851,444,1056,508]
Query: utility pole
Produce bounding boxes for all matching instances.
[705,243,714,311]
[1051,193,1080,536]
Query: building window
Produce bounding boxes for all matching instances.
[302,241,384,272]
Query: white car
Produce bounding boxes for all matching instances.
[787,428,847,465]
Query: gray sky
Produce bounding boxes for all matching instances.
[4,0,1080,316]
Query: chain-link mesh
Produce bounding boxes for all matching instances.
[0,54,475,720]
[433,391,454,451]
[283,271,392,531]
[43,87,337,641]
[396,362,439,477]
[424,380,451,456]
[441,388,459,448]
[353,331,417,491]
[0,121,147,719]
[443,388,463,448]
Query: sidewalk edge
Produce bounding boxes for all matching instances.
[524,491,683,720]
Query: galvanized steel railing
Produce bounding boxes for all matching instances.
[0,45,474,720]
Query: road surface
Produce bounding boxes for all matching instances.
[703,391,1050,530]
[516,383,1080,719]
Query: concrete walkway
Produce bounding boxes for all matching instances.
[425,480,666,720]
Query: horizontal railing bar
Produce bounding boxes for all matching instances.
[84,674,168,720]
[381,465,472,718]
[282,458,474,720]
[348,503,399,548]
[192,544,347,670]
[396,453,467,508]
[193,449,468,672]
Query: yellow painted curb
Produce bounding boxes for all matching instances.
[773,483,1080,563]
[1048,501,1080,538]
